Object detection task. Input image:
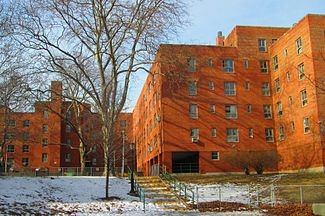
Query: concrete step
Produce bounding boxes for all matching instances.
[154,200,184,206]
[138,182,166,187]
[144,188,171,193]
[135,175,190,211]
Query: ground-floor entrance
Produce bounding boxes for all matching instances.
[172,152,199,173]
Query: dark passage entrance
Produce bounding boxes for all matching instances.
[172,152,199,173]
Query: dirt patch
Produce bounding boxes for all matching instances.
[99,196,122,201]
[195,201,314,216]
[260,204,313,216]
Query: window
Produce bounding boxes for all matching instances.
[224,82,236,96]
[66,110,72,119]
[23,120,30,127]
[265,128,274,142]
[284,48,288,56]
[92,158,97,166]
[208,81,214,90]
[22,145,29,153]
[42,124,48,133]
[120,120,127,128]
[153,92,157,105]
[222,59,234,72]
[289,96,293,106]
[273,55,278,70]
[187,57,196,72]
[42,153,48,163]
[227,128,239,142]
[22,158,29,166]
[22,132,29,141]
[272,38,277,43]
[275,78,280,93]
[286,72,291,81]
[225,105,237,119]
[188,81,197,96]
[7,145,14,153]
[279,126,285,141]
[210,104,216,113]
[298,63,305,80]
[296,37,302,54]
[153,74,157,85]
[211,128,217,137]
[42,138,48,147]
[300,89,308,106]
[258,39,267,52]
[207,58,213,67]
[7,120,16,127]
[260,60,269,73]
[263,105,272,119]
[277,101,283,117]
[189,104,198,119]
[92,145,97,153]
[5,133,15,140]
[262,82,270,96]
[246,104,252,113]
[211,152,219,160]
[303,117,310,133]
[66,139,71,145]
[43,110,49,118]
[190,128,199,138]
[244,59,249,69]
[291,121,295,131]
[245,81,250,91]
[248,128,253,138]
[65,153,71,162]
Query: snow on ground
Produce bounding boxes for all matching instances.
[191,183,252,204]
[0,176,264,215]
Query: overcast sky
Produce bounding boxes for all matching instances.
[127,0,325,111]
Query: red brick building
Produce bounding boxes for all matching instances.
[0,81,134,174]
[1,14,324,176]
[133,14,325,175]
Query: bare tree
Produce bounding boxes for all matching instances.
[11,0,187,198]
[61,77,100,175]
[0,1,33,171]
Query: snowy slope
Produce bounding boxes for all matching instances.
[0,176,264,215]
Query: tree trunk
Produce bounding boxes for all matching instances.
[79,139,86,175]
[102,122,111,199]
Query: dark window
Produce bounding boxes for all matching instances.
[22,145,29,153]
[211,152,219,160]
[7,145,15,153]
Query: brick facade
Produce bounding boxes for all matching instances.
[0,81,133,173]
[133,14,325,175]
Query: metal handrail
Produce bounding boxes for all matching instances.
[159,165,195,206]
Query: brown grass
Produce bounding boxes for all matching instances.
[174,172,325,186]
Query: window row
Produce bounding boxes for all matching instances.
[187,57,235,72]
[188,57,272,74]
[189,104,274,119]
[259,37,302,55]
[6,120,30,128]
[189,128,274,142]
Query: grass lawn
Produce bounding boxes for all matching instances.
[175,172,325,204]
[174,172,325,186]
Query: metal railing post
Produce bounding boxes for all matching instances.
[300,186,303,204]
[196,186,199,209]
[256,186,259,206]
[218,186,221,211]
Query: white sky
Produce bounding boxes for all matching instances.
[127,0,325,111]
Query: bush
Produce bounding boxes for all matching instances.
[224,150,281,174]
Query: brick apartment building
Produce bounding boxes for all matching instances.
[133,14,325,175]
[1,14,324,176]
[0,81,133,173]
